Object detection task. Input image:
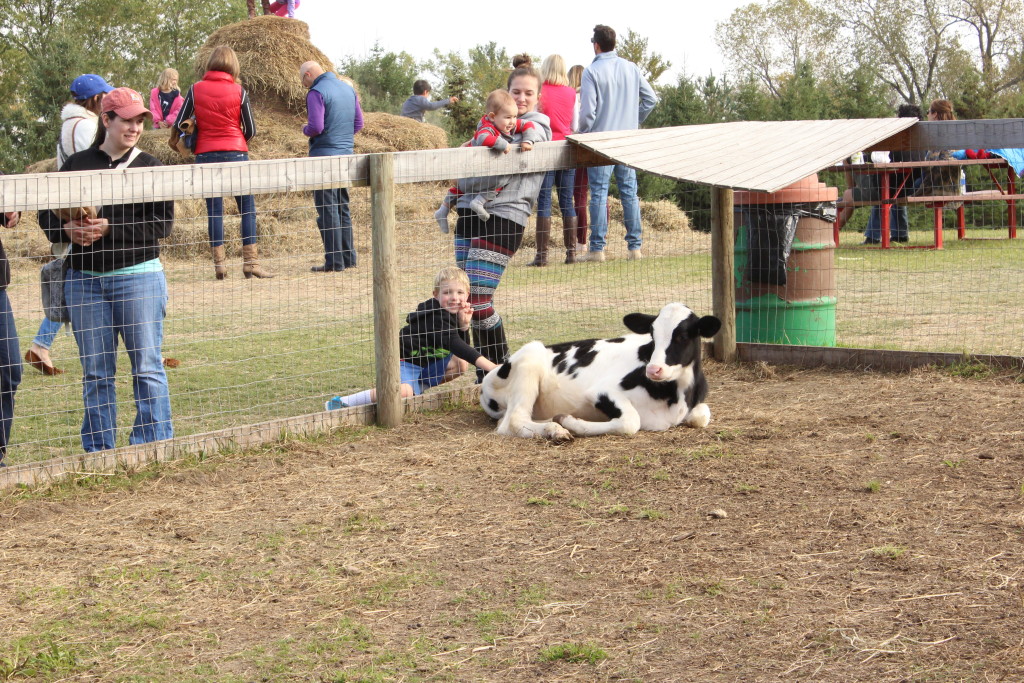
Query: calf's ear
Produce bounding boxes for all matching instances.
[697,316,722,338]
[623,312,657,334]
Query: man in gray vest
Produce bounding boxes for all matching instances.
[300,61,362,272]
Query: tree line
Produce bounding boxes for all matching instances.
[0,0,248,173]
[2,0,1020,177]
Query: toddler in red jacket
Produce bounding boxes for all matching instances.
[435,89,543,232]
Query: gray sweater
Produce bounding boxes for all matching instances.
[400,95,450,122]
[455,110,551,227]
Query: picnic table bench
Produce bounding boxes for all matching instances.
[834,157,1020,249]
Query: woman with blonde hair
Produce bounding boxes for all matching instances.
[530,54,578,265]
[176,46,272,279]
[150,68,185,130]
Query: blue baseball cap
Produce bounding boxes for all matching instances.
[69,74,113,100]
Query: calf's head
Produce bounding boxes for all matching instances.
[623,303,721,382]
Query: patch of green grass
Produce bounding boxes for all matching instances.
[606,503,630,516]
[651,469,670,481]
[358,573,420,607]
[538,642,609,665]
[516,583,549,606]
[688,445,732,461]
[946,357,997,379]
[734,482,759,494]
[343,512,383,534]
[868,545,906,559]
[0,637,83,680]
[637,509,664,520]
[942,459,963,469]
[474,609,511,645]
[864,479,882,493]
[702,580,726,597]
[526,496,553,506]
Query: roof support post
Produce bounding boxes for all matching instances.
[711,186,736,362]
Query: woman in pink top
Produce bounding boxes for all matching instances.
[531,54,579,265]
[150,68,185,129]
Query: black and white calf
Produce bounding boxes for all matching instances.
[480,303,721,440]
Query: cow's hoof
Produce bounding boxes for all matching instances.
[684,404,711,428]
[544,421,574,442]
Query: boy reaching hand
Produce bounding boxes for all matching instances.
[325,266,498,410]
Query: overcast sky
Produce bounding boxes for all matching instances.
[301,0,749,87]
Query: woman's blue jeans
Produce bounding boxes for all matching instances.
[65,269,172,452]
[195,151,257,247]
[0,291,21,461]
[537,169,577,218]
[33,316,63,349]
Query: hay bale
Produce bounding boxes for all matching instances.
[607,197,690,232]
[195,16,333,112]
[359,113,448,153]
[138,109,448,166]
[25,158,57,174]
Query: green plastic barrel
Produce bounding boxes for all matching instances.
[734,175,838,347]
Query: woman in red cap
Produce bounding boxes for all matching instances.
[38,88,175,453]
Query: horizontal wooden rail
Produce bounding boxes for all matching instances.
[0,140,612,212]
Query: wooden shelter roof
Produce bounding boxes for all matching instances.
[568,118,918,193]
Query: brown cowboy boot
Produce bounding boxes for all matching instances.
[528,217,550,267]
[562,217,578,264]
[242,243,274,279]
[211,245,228,280]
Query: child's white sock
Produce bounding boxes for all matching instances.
[469,196,491,222]
[434,204,450,233]
[341,389,374,407]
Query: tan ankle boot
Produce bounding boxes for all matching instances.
[211,245,228,280]
[242,243,274,279]
[529,217,551,267]
[562,217,577,264]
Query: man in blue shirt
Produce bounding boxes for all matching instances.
[577,24,658,261]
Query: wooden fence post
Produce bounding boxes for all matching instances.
[711,186,737,362]
[370,153,401,427]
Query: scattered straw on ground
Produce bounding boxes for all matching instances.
[1,364,1021,680]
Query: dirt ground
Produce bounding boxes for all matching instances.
[1,362,1023,682]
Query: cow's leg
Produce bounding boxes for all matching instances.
[682,403,711,428]
[554,393,641,437]
[497,380,573,441]
[493,348,573,441]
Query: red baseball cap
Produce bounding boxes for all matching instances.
[101,87,152,120]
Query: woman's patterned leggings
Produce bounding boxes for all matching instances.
[454,211,524,364]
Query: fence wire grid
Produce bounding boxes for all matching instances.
[1,131,1022,470]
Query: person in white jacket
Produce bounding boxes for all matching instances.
[26,74,114,377]
[56,74,113,169]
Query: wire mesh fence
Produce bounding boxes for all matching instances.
[0,145,713,469]
[1,127,1022,475]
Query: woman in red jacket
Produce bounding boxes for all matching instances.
[531,54,578,266]
[176,46,272,279]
